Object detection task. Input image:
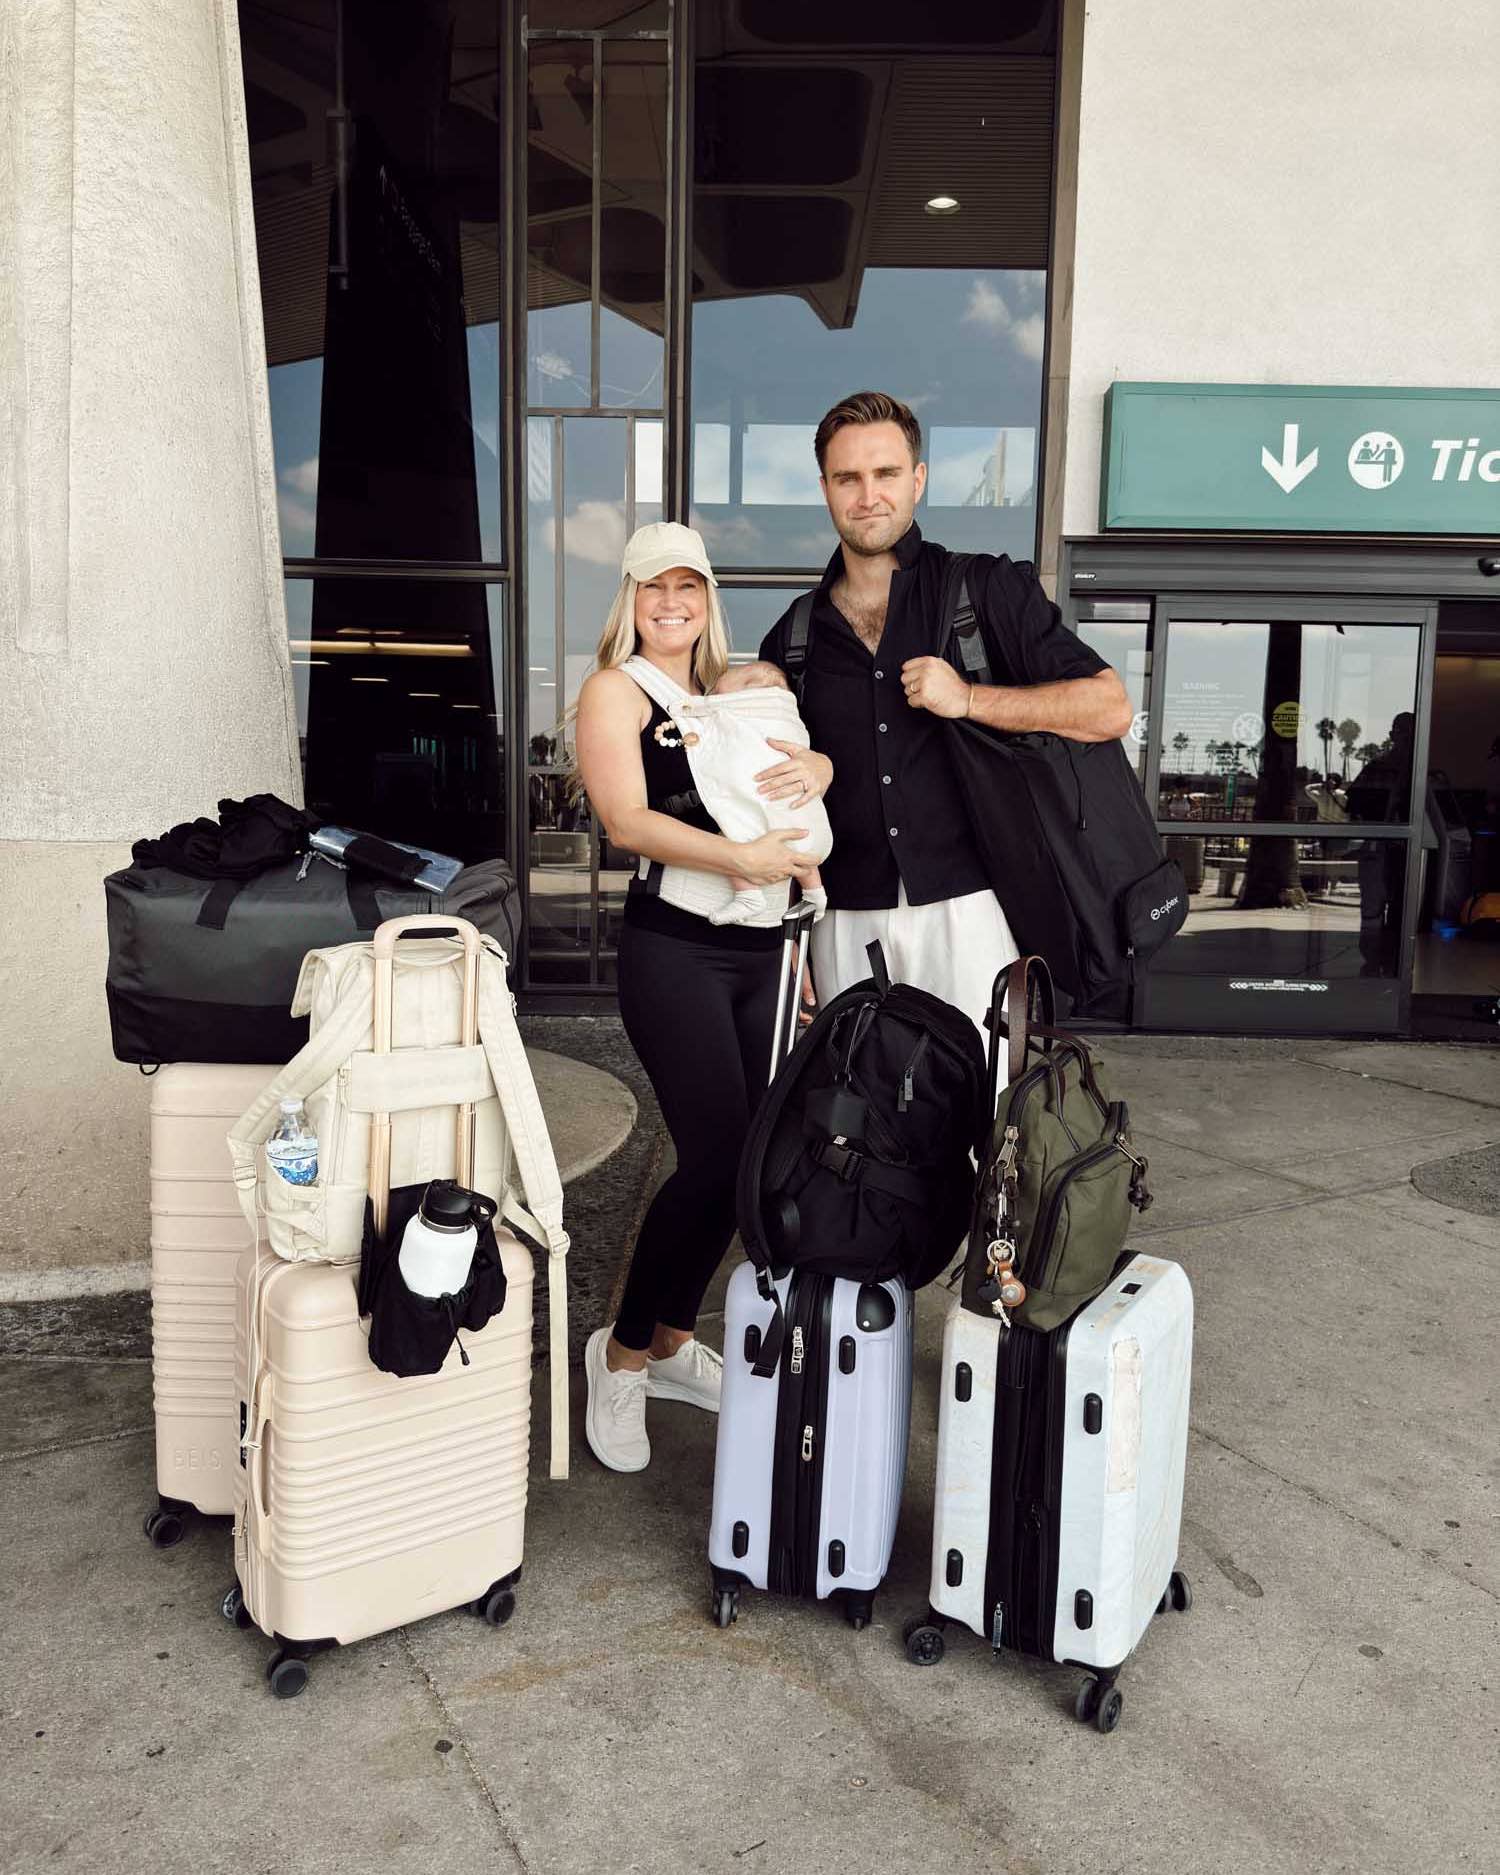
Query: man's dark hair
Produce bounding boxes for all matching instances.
[813,390,922,475]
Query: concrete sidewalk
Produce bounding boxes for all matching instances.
[4,1034,1498,1874]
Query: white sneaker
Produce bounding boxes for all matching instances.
[584,1326,650,1472]
[645,1337,723,1413]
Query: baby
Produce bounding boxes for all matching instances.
[691,661,833,927]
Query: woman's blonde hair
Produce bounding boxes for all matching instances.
[564,567,731,798]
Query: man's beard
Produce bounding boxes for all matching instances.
[834,508,911,557]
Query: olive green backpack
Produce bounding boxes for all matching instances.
[962,956,1153,1331]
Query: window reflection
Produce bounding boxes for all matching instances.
[285,578,505,864]
[1158,620,1421,825]
[690,272,1044,566]
[245,0,503,563]
[1154,836,1407,981]
[1076,601,1151,780]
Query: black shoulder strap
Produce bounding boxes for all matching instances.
[939,552,992,685]
[784,591,816,703]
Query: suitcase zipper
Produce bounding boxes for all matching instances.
[768,1273,832,1599]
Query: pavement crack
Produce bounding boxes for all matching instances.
[1190,1423,1500,1605]
[397,1627,532,1874]
[1292,1633,1331,1699]
[1133,1176,1412,1241]
[1298,1054,1500,1116]
[0,1424,152,1464]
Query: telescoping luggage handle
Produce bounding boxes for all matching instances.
[768,897,820,1082]
[368,914,483,1238]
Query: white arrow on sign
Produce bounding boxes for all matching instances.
[1261,422,1319,493]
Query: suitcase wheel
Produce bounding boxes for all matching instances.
[1168,1569,1193,1613]
[219,1582,254,1631]
[842,1592,874,1633]
[266,1651,309,1699]
[902,1613,947,1667]
[143,1506,187,1550]
[711,1586,740,1630]
[476,1584,517,1629]
[1073,1676,1124,1734]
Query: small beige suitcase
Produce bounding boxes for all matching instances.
[145,1062,274,1545]
[226,917,546,1697]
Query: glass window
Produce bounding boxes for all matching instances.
[717,586,814,662]
[690,272,1044,567]
[691,18,1054,569]
[1156,834,1408,982]
[1076,600,1150,780]
[600,42,667,409]
[1157,619,1422,825]
[284,577,505,863]
[244,0,504,563]
[528,40,595,408]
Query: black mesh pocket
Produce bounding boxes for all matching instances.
[359,1182,507,1378]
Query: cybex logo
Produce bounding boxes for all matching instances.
[1149,896,1181,922]
[172,1447,223,1471]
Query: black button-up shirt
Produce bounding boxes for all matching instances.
[758,525,1108,911]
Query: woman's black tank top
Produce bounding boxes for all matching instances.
[623,695,779,951]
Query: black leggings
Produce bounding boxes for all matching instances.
[613,920,781,1351]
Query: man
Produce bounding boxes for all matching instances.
[758,389,1132,1034]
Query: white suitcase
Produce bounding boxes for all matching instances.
[145,1062,275,1545]
[223,915,562,1697]
[908,1251,1193,1731]
[708,1260,912,1629]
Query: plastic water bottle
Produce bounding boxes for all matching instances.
[265,1098,318,1186]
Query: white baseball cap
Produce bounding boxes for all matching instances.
[621,520,718,586]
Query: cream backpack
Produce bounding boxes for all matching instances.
[227,916,571,1476]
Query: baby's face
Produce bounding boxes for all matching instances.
[713,660,789,695]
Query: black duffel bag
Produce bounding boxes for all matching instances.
[105,804,520,1066]
[937,556,1187,1016]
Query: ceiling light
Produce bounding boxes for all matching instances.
[409,691,440,698]
[350,676,389,684]
[290,658,330,667]
[925,194,960,216]
[453,703,481,711]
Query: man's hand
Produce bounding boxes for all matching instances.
[900,656,971,719]
[755,741,834,805]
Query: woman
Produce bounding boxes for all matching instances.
[574,522,833,1471]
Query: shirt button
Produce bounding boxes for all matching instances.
[889,826,899,837]
[882,774,892,785]
[878,722,888,733]
[874,669,885,680]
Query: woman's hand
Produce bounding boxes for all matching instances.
[737,830,819,886]
[755,741,834,806]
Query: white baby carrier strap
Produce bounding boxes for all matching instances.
[618,655,734,920]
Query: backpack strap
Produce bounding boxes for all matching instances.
[936,552,990,684]
[620,652,691,712]
[784,591,816,703]
[475,946,572,1481]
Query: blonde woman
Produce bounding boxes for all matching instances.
[574,523,833,1471]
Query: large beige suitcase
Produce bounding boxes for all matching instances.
[145,1062,274,1545]
[226,917,547,1697]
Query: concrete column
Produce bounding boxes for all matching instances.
[0,0,298,1283]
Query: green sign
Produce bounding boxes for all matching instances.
[1101,382,1500,534]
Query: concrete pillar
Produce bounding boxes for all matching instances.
[0,0,297,1283]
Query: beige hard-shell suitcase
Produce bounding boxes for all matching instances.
[226,917,540,1697]
[145,1062,275,1545]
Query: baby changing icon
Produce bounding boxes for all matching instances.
[1348,431,1404,488]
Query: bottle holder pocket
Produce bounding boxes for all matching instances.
[260,1152,330,1262]
[358,1182,507,1378]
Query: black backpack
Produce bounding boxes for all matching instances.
[735,942,987,1373]
[934,555,1186,1014]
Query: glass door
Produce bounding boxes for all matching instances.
[1138,596,1437,1034]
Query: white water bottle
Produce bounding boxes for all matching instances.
[265,1098,318,1186]
[398,1181,493,1298]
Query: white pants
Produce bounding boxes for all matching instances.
[809,883,1019,1044]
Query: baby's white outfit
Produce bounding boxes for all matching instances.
[621,656,833,927]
